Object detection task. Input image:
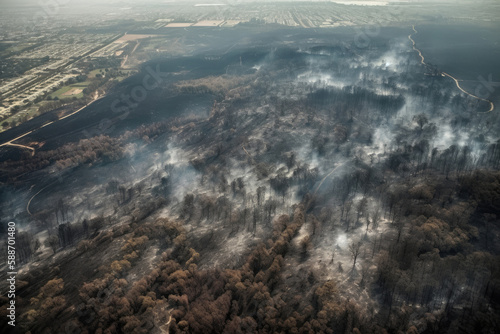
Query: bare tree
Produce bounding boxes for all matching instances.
[256,186,266,206]
[349,240,362,271]
[359,263,370,287]
[394,220,405,244]
[365,213,371,233]
[356,197,368,226]
[344,200,353,232]
[413,113,428,130]
[300,235,312,260]
[90,216,105,235]
[342,200,353,221]
[34,210,53,230]
[371,207,381,230]
[45,235,59,254]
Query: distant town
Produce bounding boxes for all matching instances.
[1,0,497,132]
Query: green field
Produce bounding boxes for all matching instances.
[49,82,90,100]
[71,81,91,87]
[0,105,40,132]
[89,69,106,78]
[0,43,34,57]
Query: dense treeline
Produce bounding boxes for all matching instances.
[5,164,499,333]
[0,135,124,181]
[5,205,378,333]
[0,118,180,182]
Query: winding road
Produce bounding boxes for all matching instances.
[408,25,426,65]
[313,161,348,196]
[408,25,494,113]
[26,182,56,216]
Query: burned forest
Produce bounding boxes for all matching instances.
[1,2,500,333]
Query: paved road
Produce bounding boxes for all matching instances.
[408,25,494,113]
